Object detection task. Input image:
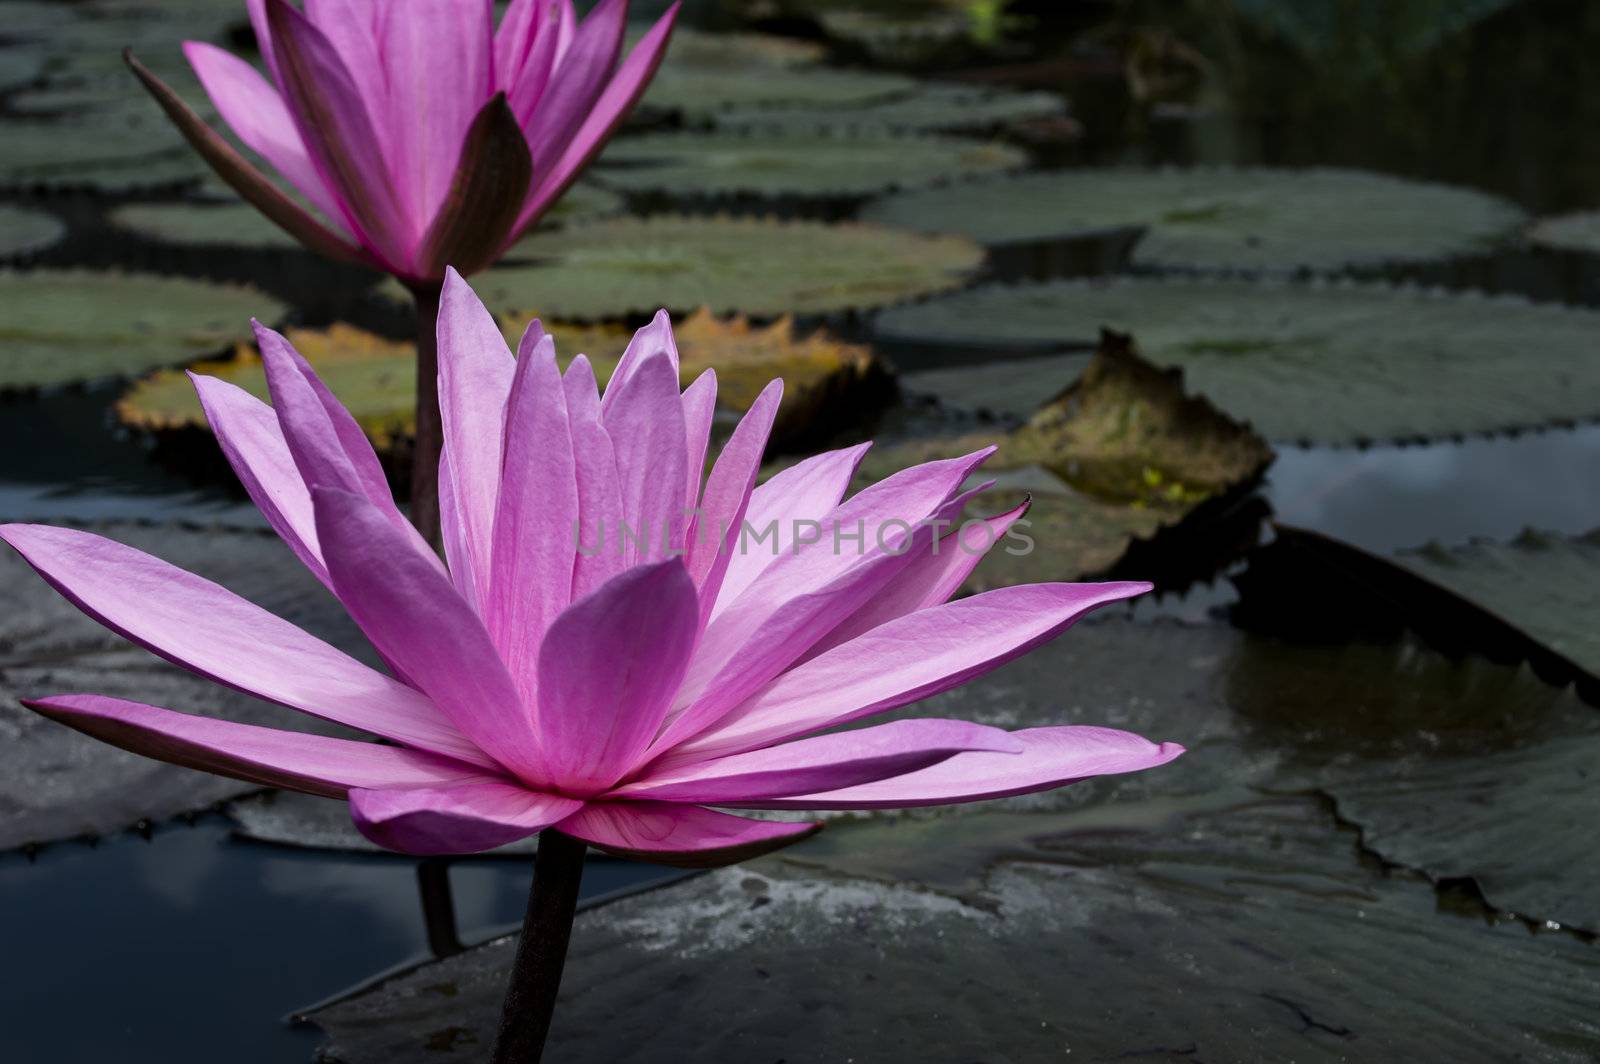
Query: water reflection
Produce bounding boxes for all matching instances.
[0,819,672,1063]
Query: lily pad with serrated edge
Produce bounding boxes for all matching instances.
[0,270,285,391]
[592,130,1026,199]
[860,332,1272,588]
[119,312,895,454]
[475,215,985,320]
[0,523,372,852]
[862,166,1526,274]
[0,120,208,192]
[712,82,1066,134]
[875,277,1600,445]
[305,616,1600,1061]
[1233,523,1600,705]
[0,205,64,260]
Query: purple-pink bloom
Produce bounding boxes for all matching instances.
[0,271,1183,867]
[131,0,677,283]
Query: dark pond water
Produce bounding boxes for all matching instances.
[3,1,1599,1062]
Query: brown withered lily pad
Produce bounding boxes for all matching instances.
[118,311,895,458]
[305,618,1600,1062]
[861,332,1273,589]
[1233,523,1600,703]
[0,523,370,852]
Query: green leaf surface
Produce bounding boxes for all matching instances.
[862,166,1526,273]
[108,201,301,249]
[1527,210,1600,254]
[710,82,1066,134]
[879,277,1600,444]
[0,269,284,390]
[593,130,1026,198]
[475,215,985,320]
[640,64,919,122]
[0,205,64,259]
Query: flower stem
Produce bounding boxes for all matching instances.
[408,280,445,549]
[490,829,587,1064]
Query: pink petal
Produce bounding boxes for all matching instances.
[616,719,1022,803]
[487,323,577,707]
[246,0,279,82]
[686,380,781,624]
[514,3,678,236]
[350,780,581,855]
[804,497,1030,661]
[735,727,1186,810]
[536,560,699,794]
[666,450,995,745]
[602,352,687,567]
[436,268,516,610]
[375,0,495,239]
[563,356,625,599]
[496,0,560,125]
[24,694,488,799]
[264,0,409,270]
[680,367,717,517]
[712,442,870,617]
[312,487,542,781]
[301,1,386,127]
[190,372,324,586]
[600,310,679,417]
[521,0,625,190]
[183,42,348,233]
[555,801,819,867]
[673,581,1151,763]
[0,524,487,766]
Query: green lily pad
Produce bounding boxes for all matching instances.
[710,82,1067,134]
[306,618,1600,1061]
[862,167,1526,274]
[0,118,208,192]
[476,215,985,320]
[592,130,1026,199]
[0,523,370,852]
[875,278,1600,445]
[0,269,284,391]
[639,26,827,73]
[531,181,626,228]
[640,65,920,123]
[107,201,301,250]
[1235,524,1600,704]
[0,205,64,260]
[1527,210,1600,254]
[119,311,895,455]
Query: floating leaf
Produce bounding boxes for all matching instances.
[530,181,626,228]
[306,619,1600,1061]
[0,121,208,192]
[0,523,370,852]
[0,270,285,391]
[711,82,1067,134]
[1526,210,1600,254]
[108,201,301,249]
[0,205,64,260]
[876,278,1600,445]
[120,312,894,454]
[641,65,918,122]
[592,130,1026,199]
[1234,524,1600,703]
[861,332,1273,588]
[474,215,985,320]
[862,167,1526,274]
[639,26,827,73]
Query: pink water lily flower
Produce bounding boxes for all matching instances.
[131,0,677,282]
[1,271,1182,867]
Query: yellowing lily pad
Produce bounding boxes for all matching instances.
[0,269,285,391]
[118,311,895,454]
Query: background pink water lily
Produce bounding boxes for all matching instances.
[131,0,677,281]
[1,270,1182,867]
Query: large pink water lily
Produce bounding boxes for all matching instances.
[1,272,1182,867]
[130,0,677,282]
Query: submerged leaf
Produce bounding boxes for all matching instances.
[877,277,1600,445]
